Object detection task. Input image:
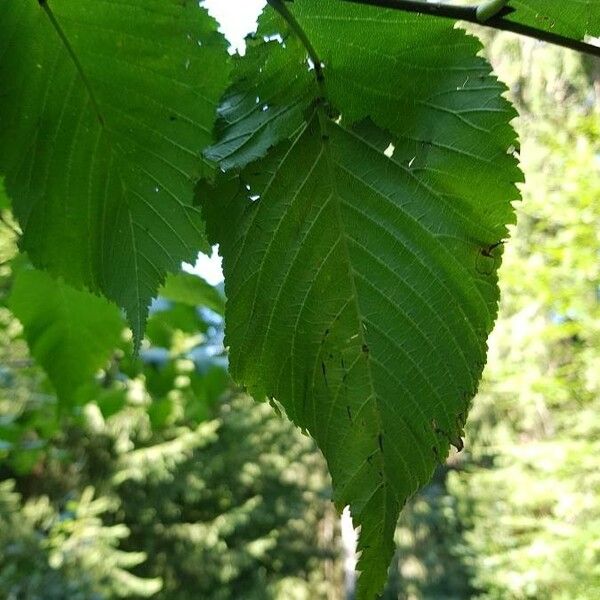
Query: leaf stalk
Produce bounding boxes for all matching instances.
[266,0,326,94]
[266,0,331,135]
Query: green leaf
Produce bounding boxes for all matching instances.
[202,2,521,596]
[0,0,230,341]
[0,178,8,212]
[9,269,124,405]
[204,32,313,171]
[95,388,128,420]
[159,272,225,316]
[508,1,600,39]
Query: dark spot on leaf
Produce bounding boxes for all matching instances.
[476,240,506,275]
[302,376,309,414]
[451,436,464,452]
[480,240,504,258]
[321,361,328,386]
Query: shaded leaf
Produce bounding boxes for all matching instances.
[202,2,521,596]
[0,178,8,212]
[0,0,230,341]
[204,31,312,171]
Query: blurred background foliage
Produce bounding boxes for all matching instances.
[1,32,599,600]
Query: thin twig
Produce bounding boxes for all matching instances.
[342,0,600,58]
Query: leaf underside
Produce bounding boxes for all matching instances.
[0,0,230,342]
[202,1,522,597]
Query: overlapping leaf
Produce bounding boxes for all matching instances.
[0,0,230,341]
[201,2,521,596]
[204,28,313,171]
[160,272,225,316]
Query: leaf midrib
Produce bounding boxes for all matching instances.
[39,1,209,338]
[316,105,393,529]
[40,0,105,127]
[40,1,140,307]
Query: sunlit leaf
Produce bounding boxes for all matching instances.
[160,272,225,316]
[9,269,124,405]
